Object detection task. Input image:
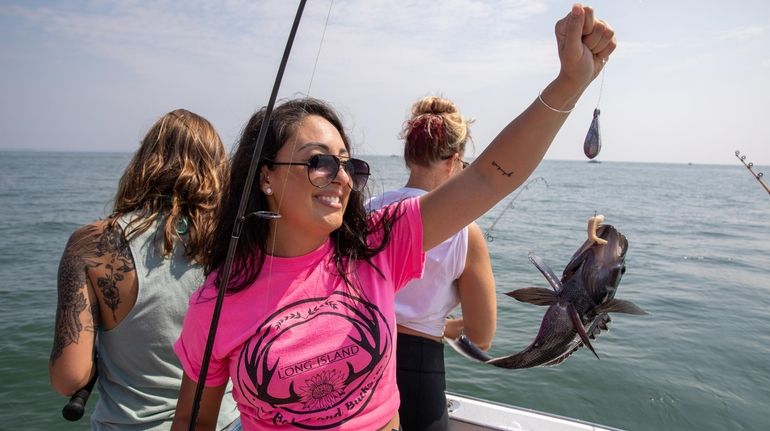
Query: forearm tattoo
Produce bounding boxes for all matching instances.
[50,223,134,364]
[492,161,513,177]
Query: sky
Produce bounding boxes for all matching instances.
[1,0,769,166]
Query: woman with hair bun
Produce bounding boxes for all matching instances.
[368,95,497,431]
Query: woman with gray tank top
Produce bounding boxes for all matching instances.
[49,109,239,430]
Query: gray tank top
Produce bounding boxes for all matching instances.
[90,214,238,430]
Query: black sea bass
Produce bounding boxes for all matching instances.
[448,215,646,369]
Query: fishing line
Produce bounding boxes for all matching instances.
[264,0,334,294]
[306,0,334,96]
[484,176,549,242]
[735,150,770,195]
[268,0,334,224]
[595,66,606,109]
[187,1,309,428]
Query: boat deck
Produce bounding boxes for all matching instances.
[447,393,622,431]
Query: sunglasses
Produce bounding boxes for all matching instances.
[268,154,370,191]
[441,154,469,169]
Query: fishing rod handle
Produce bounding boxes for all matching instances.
[62,371,98,421]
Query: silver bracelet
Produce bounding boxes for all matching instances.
[537,90,574,114]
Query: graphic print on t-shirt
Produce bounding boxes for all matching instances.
[236,291,392,428]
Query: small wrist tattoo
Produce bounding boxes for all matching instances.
[492,161,513,177]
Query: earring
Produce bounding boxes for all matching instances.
[175,216,190,235]
[264,186,273,195]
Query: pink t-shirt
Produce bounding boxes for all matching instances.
[175,198,425,430]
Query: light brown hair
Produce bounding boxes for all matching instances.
[402,96,473,167]
[111,109,228,263]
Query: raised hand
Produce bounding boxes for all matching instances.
[555,4,616,89]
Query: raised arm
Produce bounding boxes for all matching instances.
[420,4,615,250]
[444,222,497,351]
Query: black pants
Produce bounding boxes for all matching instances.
[396,333,448,431]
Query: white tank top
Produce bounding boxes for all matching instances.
[368,187,468,337]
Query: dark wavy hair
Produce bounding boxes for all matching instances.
[206,97,400,293]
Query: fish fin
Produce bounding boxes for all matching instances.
[596,299,648,315]
[568,303,599,360]
[542,314,612,366]
[591,314,611,336]
[528,252,563,292]
[506,287,558,306]
[486,304,573,369]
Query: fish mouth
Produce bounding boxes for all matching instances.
[596,225,628,287]
[597,224,628,259]
[582,224,627,263]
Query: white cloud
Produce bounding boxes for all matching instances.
[716,25,767,41]
[2,0,769,164]
[613,40,671,58]
[1,0,554,87]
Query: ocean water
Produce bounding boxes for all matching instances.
[1,151,768,430]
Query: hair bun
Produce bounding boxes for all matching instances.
[402,96,473,167]
[411,96,458,116]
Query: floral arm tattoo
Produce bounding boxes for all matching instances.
[93,224,135,319]
[50,223,135,365]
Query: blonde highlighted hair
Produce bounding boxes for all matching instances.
[110,109,228,264]
[402,96,473,167]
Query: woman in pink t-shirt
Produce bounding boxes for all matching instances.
[173,5,616,430]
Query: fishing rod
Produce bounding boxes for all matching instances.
[735,150,770,195]
[62,368,98,421]
[55,2,310,426]
[484,176,549,242]
[59,343,99,422]
[187,1,308,429]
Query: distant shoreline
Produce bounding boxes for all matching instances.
[0,149,741,167]
[0,148,133,155]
